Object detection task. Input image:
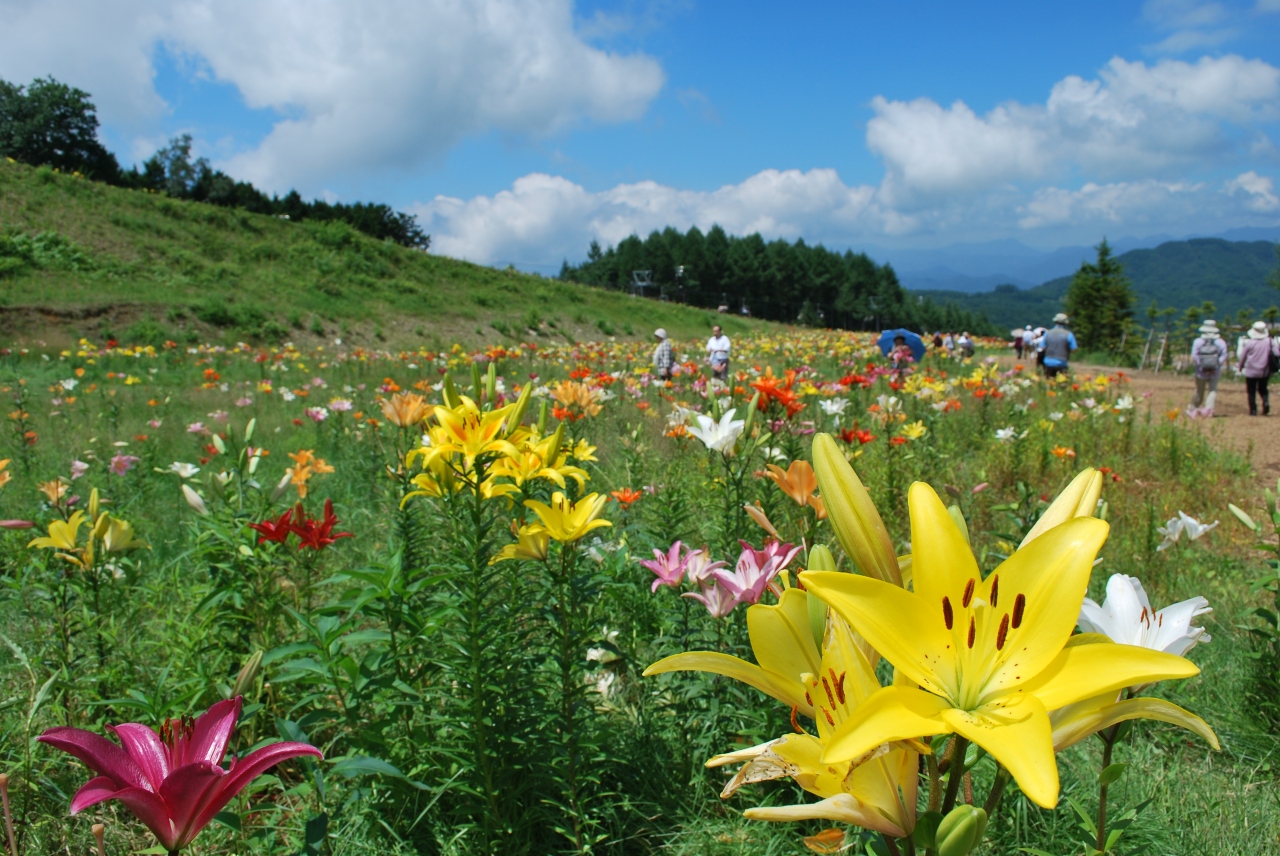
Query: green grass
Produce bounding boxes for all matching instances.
[0,159,774,349]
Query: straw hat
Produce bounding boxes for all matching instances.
[1053,313,1068,324]
[1248,321,1270,339]
[653,328,667,339]
[1198,320,1219,335]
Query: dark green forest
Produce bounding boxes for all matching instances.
[559,227,995,333]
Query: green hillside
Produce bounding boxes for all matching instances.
[0,160,774,348]
[920,238,1280,330]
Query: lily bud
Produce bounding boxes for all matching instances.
[232,650,264,700]
[248,455,261,475]
[211,433,227,455]
[937,805,986,856]
[244,418,256,443]
[947,504,970,545]
[441,373,462,409]
[811,433,901,586]
[181,484,208,515]
[270,472,292,502]
[536,400,549,435]
[504,382,533,438]
[470,361,483,400]
[485,362,497,404]
[805,545,837,648]
[741,392,761,435]
[1021,467,1102,547]
[546,422,566,465]
[88,487,100,521]
[91,511,110,543]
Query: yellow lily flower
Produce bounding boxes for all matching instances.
[100,517,148,553]
[380,391,430,428]
[802,482,1200,809]
[490,524,551,563]
[1021,467,1103,547]
[645,587,820,717]
[29,510,87,552]
[709,617,918,838]
[414,396,519,475]
[810,434,900,585]
[523,492,611,543]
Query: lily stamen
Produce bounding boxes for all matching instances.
[962,578,976,607]
[1012,593,1026,628]
[942,596,954,629]
[989,574,999,607]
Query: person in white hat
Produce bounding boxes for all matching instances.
[1039,313,1076,378]
[1189,320,1228,417]
[652,328,674,380]
[1237,320,1279,416]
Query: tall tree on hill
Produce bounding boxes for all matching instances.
[1064,239,1134,351]
[0,76,120,180]
[1268,241,1280,295]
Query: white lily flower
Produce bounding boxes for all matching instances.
[686,408,746,455]
[819,398,850,416]
[1079,573,1211,657]
[1157,511,1219,551]
[1178,511,1219,541]
[994,426,1027,443]
[1114,394,1134,411]
[169,462,201,479]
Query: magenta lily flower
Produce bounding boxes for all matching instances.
[38,697,321,854]
[711,540,803,605]
[639,541,689,592]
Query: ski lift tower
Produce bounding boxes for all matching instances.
[631,270,654,298]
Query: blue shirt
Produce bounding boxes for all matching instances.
[1040,329,1077,367]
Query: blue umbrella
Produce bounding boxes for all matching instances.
[877,328,926,361]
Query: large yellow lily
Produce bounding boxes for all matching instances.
[29,510,87,552]
[811,434,900,585]
[708,616,918,837]
[644,587,820,716]
[413,396,520,475]
[490,524,551,564]
[523,492,611,543]
[802,482,1200,809]
[100,516,148,553]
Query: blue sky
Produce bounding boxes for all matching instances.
[2,0,1279,272]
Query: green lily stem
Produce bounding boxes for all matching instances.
[1096,723,1120,854]
[926,751,943,813]
[882,834,902,856]
[555,543,585,852]
[983,766,1013,818]
[940,736,969,815]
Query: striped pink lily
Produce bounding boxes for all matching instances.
[38,696,321,855]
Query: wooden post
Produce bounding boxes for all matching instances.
[1153,333,1168,373]
[1138,327,1154,371]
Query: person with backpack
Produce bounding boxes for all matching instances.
[1188,320,1228,417]
[1237,320,1280,416]
[1039,314,1077,378]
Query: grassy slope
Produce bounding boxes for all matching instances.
[919,238,1280,330]
[0,160,776,348]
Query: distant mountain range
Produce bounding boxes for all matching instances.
[882,226,1280,294]
[911,236,1280,332]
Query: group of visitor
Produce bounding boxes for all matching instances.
[1187,319,1279,418]
[651,325,732,381]
[1006,314,1079,378]
[930,331,974,359]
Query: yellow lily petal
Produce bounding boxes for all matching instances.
[802,570,954,698]
[811,434,900,586]
[644,651,811,715]
[1019,641,1200,712]
[824,685,950,764]
[749,588,821,690]
[1051,694,1219,751]
[744,794,906,839]
[976,517,1110,704]
[908,482,978,613]
[942,694,1059,808]
[1020,468,1102,547]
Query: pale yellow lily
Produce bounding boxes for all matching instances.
[1021,467,1103,547]
[645,587,820,716]
[709,617,918,838]
[490,524,551,564]
[100,516,148,553]
[523,492,611,543]
[802,482,1200,809]
[810,434,900,585]
[29,510,87,552]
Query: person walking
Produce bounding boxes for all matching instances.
[1040,314,1077,379]
[1188,320,1228,417]
[957,331,974,360]
[1238,320,1279,416]
[706,324,731,381]
[652,328,674,381]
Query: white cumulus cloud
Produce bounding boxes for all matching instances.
[1226,170,1280,210]
[0,0,664,190]
[867,54,1280,207]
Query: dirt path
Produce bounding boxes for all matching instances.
[1083,364,1280,480]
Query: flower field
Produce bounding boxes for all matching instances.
[0,330,1275,855]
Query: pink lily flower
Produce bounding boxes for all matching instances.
[712,540,803,605]
[38,697,321,854]
[682,547,727,585]
[682,576,742,618]
[639,541,688,592]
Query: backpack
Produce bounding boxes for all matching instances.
[1194,337,1222,377]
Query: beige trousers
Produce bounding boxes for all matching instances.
[1192,374,1219,410]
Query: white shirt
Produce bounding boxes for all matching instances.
[706,335,731,361]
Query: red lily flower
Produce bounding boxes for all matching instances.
[38,697,320,854]
[292,499,354,551]
[247,508,294,544]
